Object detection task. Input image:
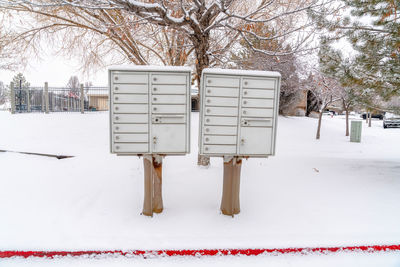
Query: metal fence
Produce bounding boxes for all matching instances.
[11,85,108,113]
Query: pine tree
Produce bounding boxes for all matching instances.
[312,0,400,100]
[12,73,30,89]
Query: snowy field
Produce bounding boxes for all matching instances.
[1,111,400,266]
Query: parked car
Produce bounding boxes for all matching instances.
[383,113,400,128]
[360,113,384,120]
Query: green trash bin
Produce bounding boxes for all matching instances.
[350,120,362,143]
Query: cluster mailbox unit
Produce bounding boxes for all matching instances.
[109,66,191,216]
[199,68,281,215]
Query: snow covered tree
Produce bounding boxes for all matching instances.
[12,73,30,89]
[0,81,7,105]
[66,75,80,94]
[303,71,341,139]
[231,24,301,115]
[313,0,400,100]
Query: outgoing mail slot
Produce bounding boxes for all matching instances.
[205,76,240,87]
[152,84,186,94]
[114,94,148,104]
[152,115,186,124]
[204,116,237,126]
[204,135,236,145]
[152,105,186,114]
[151,74,187,84]
[113,84,148,94]
[114,104,148,113]
[204,106,238,116]
[241,118,272,127]
[203,145,236,154]
[114,143,149,153]
[113,114,148,123]
[243,89,274,98]
[242,98,274,108]
[204,126,237,135]
[152,95,186,104]
[241,108,273,118]
[205,87,239,97]
[205,97,238,107]
[243,78,275,89]
[113,73,148,84]
[113,124,148,133]
[114,133,148,143]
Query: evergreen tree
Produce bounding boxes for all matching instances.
[11,73,30,89]
[312,0,399,100]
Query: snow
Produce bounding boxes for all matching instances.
[202,68,281,77]
[0,111,400,265]
[108,65,192,72]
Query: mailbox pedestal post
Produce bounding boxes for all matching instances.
[221,156,242,216]
[142,155,163,216]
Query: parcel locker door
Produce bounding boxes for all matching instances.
[238,127,272,155]
[151,124,186,153]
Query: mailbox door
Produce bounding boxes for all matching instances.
[238,127,272,155]
[152,124,186,153]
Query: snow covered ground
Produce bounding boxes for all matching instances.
[1,111,399,266]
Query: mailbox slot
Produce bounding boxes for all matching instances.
[114,94,148,104]
[113,84,148,94]
[204,135,237,145]
[203,145,236,154]
[242,98,274,108]
[151,105,186,114]
[113,143,149,153]
[113,114,148,123]
[242,78,275,89]
[113,73,148,84]
[204,126,237,135]
[205,97,238,107]
[113,124,148,133]
[114,104,148,113]
[241,108,273,118]
[205,87,239,97]
[204,116,238,126]
[205,76,240,87]
[151,74,187,84]
[242,89,274,98]
[152,95,186,104]
[114,133,148,143]
[204,106,238,116]
[152,84,186,94]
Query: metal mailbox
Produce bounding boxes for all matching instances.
[109,66,191,155]
[199,68,281,157]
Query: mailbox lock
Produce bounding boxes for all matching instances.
[153,107,157,111]
[116,146,120,150]
[115,116,119,120]
[153,77,157,81]
[244,81,248,85]
[206,109,210,113]
[244,121,248,125]
[205,137,209,142]
[153,137,157,144]
[244,91,247,95]
[206,118,210,123]
[207,89,211,93]
[153,87,157,91]
[115,97,119,101]
[115,126,119,130]
[205,147,209,151]
[241,139,245,144]
[205,128,209,132]
[153,97,157,101]
[243,110,247,114]
[207,99,210,103]
[155,118,159,122]
[207,80,211,84]
[114,76,118,81]
[115,136,120,140]
[115,107,119,110]
[115,86,119,90]
[243,100,247,104]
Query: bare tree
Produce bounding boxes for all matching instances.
[304,72,341,139]
[66,75,80,94]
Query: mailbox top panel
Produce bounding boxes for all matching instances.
[202,68,281,78]
[108,65,192,73]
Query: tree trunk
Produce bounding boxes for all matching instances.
[316,111,323,139]
[142,155,163,216]
[220,157,241,216]
[192,34,211,167]
[345,108,349,136]
[368,112,372,127]
[365,110,368,124]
